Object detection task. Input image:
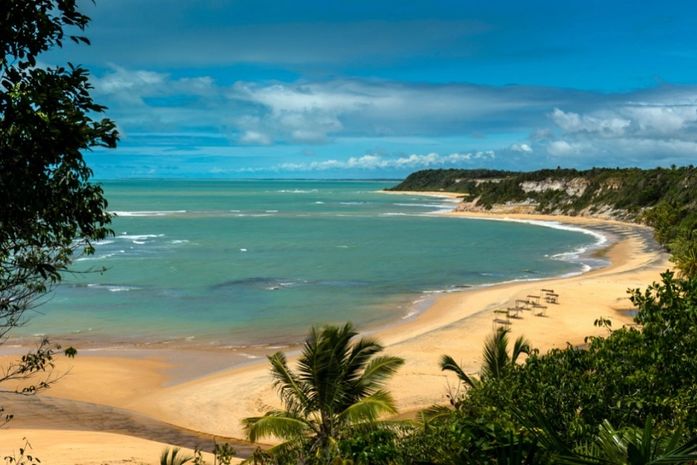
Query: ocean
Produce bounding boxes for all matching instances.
[16,179,605,348]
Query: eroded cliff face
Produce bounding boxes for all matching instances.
[520,177,589,197]
[456,177,633,220]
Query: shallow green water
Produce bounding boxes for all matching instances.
[18,180,602,347]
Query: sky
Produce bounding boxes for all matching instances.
[47,0,697,178]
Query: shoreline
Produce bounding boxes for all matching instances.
[4,190,617,356]
[0,191,671,463]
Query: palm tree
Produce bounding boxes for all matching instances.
[440,327,531,389]
[242,323,404,464]
[524,417,697,465]
[160,448,193,465]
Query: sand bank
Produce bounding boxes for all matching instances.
[0,429,223,465]
[0,191,671,460]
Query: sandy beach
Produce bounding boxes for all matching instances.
[0,193,670,464]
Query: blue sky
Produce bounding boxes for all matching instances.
[49,0,697,178]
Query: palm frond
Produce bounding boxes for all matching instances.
[357,355,404,392]
[511,335,532,364]
[242,409,313,442]
[482,327,511,379]
[298,323,355,413]
[268,352,312,415]
[160,447,193,465]
[266,437,308,465]
[418,404,454,425]
[344,336,383,383]
[337,390,398,424]
[440,354,479,388]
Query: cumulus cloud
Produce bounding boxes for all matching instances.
[545,88,697,162]
[239,130,272,145]
[87,65,697,167]
[277,151,494,171]
[551,108,630,136]
[510,143,533,153]
[227,80,570,144]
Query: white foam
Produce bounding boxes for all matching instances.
[476,217,607,247]
[402,310,419,319]
[112,210,186,217]
[277,189,318,194]
[394,202,452,209]
[76,250,125,261]
[87,284,137,292]
[118,234,164,240]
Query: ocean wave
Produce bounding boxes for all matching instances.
[76,250,125,261]
[339,201,366,205]
[456,216,609,271]
[112,210,187,217]
[87,283,138,292]
[481,218,608,248]
[118,234,165,240]
[394,202,452,209]
[276,189,318,194]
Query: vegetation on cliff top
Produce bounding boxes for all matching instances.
[390,167,697,278]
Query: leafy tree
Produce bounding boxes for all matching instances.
[0,0,117,411]
[242,323,404,465]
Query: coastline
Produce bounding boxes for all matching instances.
[0,190,671,463]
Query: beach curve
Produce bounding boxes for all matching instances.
[0,191,671,461]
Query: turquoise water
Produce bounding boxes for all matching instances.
[19,180,601,347]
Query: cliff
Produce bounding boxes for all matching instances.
[388,167,697,222]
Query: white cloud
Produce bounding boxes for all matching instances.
[277,151,494,171]
[622,104,697,134]
[87,66,697,167]
[94,67,166,94]
[239,130,272,145]
[228,80,556,144]
[510,143,533,153]
[551,108,630,136]
[547,140,579,156]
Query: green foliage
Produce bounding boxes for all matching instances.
[392,167,697,276]
[160,448,193,465]
[0,0,113,447]
[242,323,404,464]
[400,408,539,465]
[392,167,697,216]
[440,327,531,393]
[1,0,118,341]
[338,428,402,465]
[399,271,697,464]
[213,443,237,465]
[525,417,697,465]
